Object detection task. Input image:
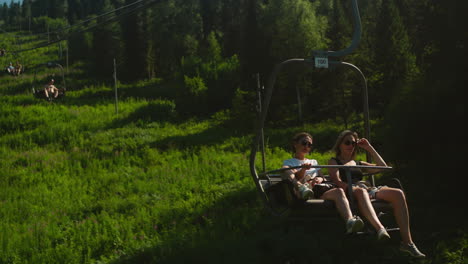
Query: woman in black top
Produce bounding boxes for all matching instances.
[328,130,425,258]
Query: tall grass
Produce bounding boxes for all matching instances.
[0,34,465,264]
[0,76,264,262]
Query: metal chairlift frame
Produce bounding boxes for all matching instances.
[249,0,397,222]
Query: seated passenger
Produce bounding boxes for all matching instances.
[44,79,59,100]
[328,130,425,258]
[14,61,22,75]
[6,62,15,74]
[282,132,364,234]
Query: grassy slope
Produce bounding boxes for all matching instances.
[0,34,465,264]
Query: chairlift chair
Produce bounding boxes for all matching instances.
[31,62,67,101]
[249,0,402,231]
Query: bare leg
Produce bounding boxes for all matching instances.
[44,89,49,98]
[353,187,384,231]
[375,187,412,244]
[322,188,353,221]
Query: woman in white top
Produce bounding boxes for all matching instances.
[281,132,364,234]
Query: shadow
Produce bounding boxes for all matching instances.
[142,121,252,152]
[61,89,115,105]
[108,186,418,264]
[0,76,33,96]
[110,100,177,128]
[118,79,177,100]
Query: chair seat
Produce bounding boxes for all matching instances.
[262,178,394,219]
[290,199,340,219]
[289,199,392,219]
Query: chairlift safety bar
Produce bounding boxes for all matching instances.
[259,165,392,177]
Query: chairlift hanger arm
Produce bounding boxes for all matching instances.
[313,0,362,58]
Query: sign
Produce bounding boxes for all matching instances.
[314,55,329,68]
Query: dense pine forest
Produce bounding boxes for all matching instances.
[0,0,466,263]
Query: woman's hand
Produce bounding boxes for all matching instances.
[308,176,323,187]
[357,138,388,168]
[301,162,312,170]
[357,138,372,151]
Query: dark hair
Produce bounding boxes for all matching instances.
[290,132,313,154]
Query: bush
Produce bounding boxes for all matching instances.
[184,75,207,96]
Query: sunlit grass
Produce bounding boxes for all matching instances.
[0,33,464,264]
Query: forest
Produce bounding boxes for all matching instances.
[0,0,466,263]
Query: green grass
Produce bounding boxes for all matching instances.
[0,32,465,264]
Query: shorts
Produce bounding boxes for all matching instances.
[312,183,336,198]
[353,181,387,200]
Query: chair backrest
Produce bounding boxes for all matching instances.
[259,174,295,216]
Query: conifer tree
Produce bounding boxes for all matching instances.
[373,0,418,112]
[120,0,147,81]
[92,0,122,79]
[0,3,8,25]
[320,0,355,125]
[382,0,467,216]
[259,0,329,122]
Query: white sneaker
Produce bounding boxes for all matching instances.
[346,216,364,234]
[298,184,314,200]
[377,228,391,241]
[400,242,426,258]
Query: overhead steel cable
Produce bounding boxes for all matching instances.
[16,0,149,39]
[8,0,160,54]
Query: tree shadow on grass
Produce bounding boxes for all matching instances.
[146,123,252,152]
[0,77,34,96]
[109,185,421,264]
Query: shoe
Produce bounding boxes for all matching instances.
[376,228,391,241]
[298,184,314,200]
[400,242,426,258]
[346,216,364,234]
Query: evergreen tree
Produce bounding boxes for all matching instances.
[383,0,467,221]
[31,0,49,17]
[199,0,219,39]
[238,0,265,122]
[259,0,329,123]
[67,26,93,63]
[328,0,351,51]
[241,0,262,75]
[120,0,147,81]
[8,1,21,30]
[260,0,328,60]
[92,0,122,79]
[318,0,355,125]
[21,0,32,31]
[150,0,202,78]
[373,0,418,113]
[219,0,243,56]
[1,3,8,24]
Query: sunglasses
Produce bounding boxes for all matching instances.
[301,140,313,148]
[343,140,357,146]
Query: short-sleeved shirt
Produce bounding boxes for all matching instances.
[282,158,320,183]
